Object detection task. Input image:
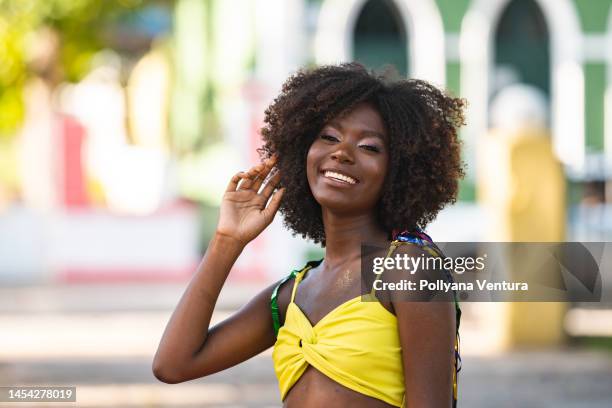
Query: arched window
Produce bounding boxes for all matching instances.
[493,0,550,99]
[352,0,409,76]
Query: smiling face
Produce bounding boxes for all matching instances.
[306,102,390,215]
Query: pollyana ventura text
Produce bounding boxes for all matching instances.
[372,279,529,292]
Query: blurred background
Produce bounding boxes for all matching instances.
[1,0,612,406]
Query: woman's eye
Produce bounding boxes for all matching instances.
[320,134,338,142]
[360,144,380,153]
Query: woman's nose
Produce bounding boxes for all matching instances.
[331,143,354,164]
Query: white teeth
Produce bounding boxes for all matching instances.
[323,171,357,185]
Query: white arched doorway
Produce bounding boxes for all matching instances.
[314,0,446,86]
[460,0,584,174]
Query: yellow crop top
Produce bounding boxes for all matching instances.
[271,233,462,407]
[272,262,406,406]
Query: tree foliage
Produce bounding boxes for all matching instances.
[0,0,150,137]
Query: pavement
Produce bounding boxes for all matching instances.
[1,282,612,407]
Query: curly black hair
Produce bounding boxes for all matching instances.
[258,63,466,247]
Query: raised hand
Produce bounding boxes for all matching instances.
[215,155,284,247]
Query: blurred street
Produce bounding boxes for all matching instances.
[1,283,612,408]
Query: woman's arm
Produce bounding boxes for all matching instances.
[395,301,455,407]
[153,156,285,383]
[387,245,456,407]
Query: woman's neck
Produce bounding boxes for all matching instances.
[321,211,388,269]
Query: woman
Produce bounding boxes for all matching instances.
[153,63,465,407]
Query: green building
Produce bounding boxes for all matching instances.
[173,0,612,237]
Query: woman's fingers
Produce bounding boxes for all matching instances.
[259,170,281,199]
[226,171,246,192]
[236,163,265,191]
[262,187,285,221]
[228,155,278,193]
[251,156,277,192]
